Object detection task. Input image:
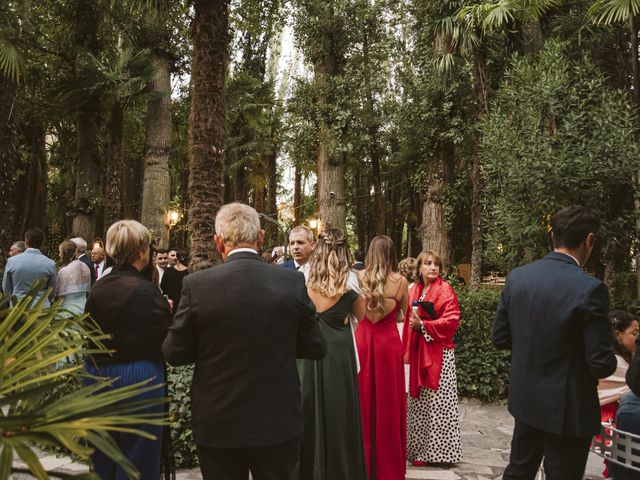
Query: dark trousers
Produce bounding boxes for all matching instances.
[196,436,300,480]
[503,421,591,480]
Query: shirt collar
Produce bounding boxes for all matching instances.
[228,248,258,257]
[556,251,581,266]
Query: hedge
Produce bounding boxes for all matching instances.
[454,286,510,402]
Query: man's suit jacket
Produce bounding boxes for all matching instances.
[280,259,297,270]
[493,252,616,438]
[2,248,57,305]
[163,251,326,448]
[78,253,96,285]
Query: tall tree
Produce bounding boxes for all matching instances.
[293,0,350,231]
[140,2,174,247]
[71,0,105,242]
[188,0,230,270]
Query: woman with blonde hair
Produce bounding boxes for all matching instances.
[355,235,408,480]
[84,220,171,479]
[299,228,366,480]
[402,250,462,466]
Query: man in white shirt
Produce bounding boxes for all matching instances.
[281,227,315,271]
[155,248,169,285]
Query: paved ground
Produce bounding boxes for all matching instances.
[15,399,606,479]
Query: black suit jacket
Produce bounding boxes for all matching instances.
[78,253,96,285]
[163,251,326,448]
[493,252,616,438]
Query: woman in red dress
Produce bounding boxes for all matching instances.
[402,250,462,466]
[356,235,408,480]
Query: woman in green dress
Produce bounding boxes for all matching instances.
[299,228,367,480]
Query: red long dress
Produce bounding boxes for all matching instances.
[356,301,407,480]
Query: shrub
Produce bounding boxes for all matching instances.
[454,287,510,402]
[167,365,198,468]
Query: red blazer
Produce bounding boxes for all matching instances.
[402,276,460,397]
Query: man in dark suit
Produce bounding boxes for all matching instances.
[493,206,616,479]
[71,237,96,285]
[352,249,365,270]
[281,226,315,271]
[163,202,326,480]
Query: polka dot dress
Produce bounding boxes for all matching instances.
[406,348,462,464]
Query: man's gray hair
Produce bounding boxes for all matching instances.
[289,226,314,243]
[70,237,88,253]
[215,203,261,246]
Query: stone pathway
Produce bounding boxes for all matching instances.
[13,399,606,479]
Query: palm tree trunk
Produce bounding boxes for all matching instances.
[188,0,230,271]
[141,53,172,247]
[21,120,47,233]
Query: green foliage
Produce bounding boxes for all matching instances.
[482,41,639,271]
[455,286,510,401]
[0,285,169,479]
[166,365,197,469]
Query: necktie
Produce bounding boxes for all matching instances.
[95,263,100,279]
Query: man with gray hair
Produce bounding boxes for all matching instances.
[281,226,315,270]
[163,202,326,480]
[70,236,96,285]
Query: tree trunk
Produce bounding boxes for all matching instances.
[407,191,422,258]
[522,19,543,54]
[188,0,230,271]
[355,171,368,252]
[0,75,19,273]
[121,147,141,219]
[470,48,489,290]
[419,176,452,271]
[21,120,47,233]
[293,165,302,225]
[141,53,172,247]
[73,105,101,241]
[72,0,102,241]
[266,151,278,245]
[316,141,346,232]
[104,104,124,230]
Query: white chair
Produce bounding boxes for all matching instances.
[591,421,640,473]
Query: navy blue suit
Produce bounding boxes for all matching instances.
[280,259,297,270]
[493,252,616,478]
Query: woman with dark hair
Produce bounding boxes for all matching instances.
[597,310,638,477]
[356,235,408,480]
[299,228,366,480]
[403,250,462,466]
[84,220,171,479]
[160,249,189,314]
[56,240,91,316]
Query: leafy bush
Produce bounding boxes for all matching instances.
[167,365,198,469]
[454,287,510,402]
[481,41,638,273]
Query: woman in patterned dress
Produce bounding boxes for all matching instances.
[402,250,462,466]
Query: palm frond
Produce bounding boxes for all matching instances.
[0,34,23,83]
[0,284,169,480]
[588,0,640,24]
